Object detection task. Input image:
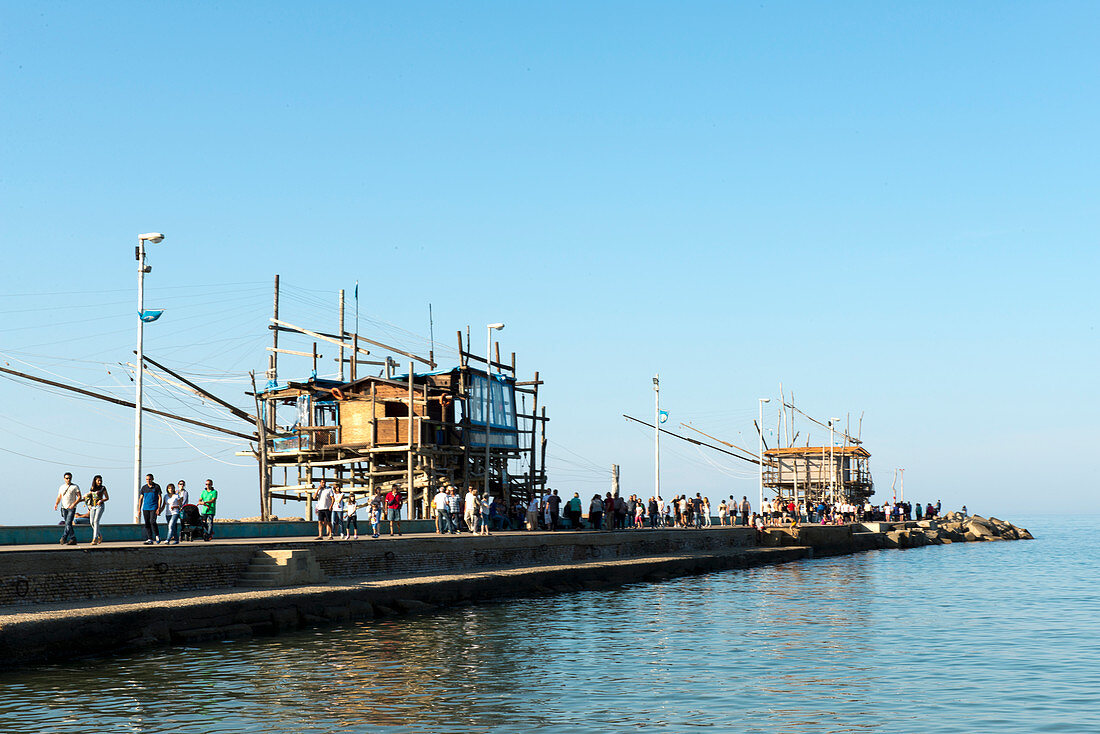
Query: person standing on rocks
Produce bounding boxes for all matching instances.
[198,479,218,540]
[84,474,109,545]
[314,480,334,539]
[54,472,81,545]
[139,474,162,545]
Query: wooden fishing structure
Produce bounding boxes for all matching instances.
[251,277,548,521]
[760,399,874,505]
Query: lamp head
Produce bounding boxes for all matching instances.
[139,233,165,244]
[487,323,504,330]
[760,398,771,404]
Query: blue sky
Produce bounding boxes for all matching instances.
[1,2,1097,524]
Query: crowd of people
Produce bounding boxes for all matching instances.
[53,471,218,546]
[749,498,945,527]
[310,479,406,540]
[51,469,947,547]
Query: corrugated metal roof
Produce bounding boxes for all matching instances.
[764,446,870,458]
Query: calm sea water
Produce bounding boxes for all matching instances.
[2,515,1096,734]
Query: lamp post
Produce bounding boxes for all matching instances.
[484,323,504,499]
[653,374,660,501]
[134,232,164,522]
[828,417,840,505]
[758,397,770,515]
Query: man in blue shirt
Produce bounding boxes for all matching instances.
[140,474,162,545]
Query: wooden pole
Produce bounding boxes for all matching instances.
[269,275,279,385]
[539,406,548,497]
[269,275,280,436]
[338,289,345,382]
[527,371,539,509]
[407,361,415,520]
[250,372,271,521]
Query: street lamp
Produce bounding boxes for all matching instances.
[653,374,660,502]
[758,398,770,515]
[134,232,165,522]
[485,323,504,501]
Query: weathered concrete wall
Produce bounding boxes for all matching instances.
[0,545,806,669]
[0,528,757,608]
[760,524,855,554]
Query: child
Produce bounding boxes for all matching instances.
[344,492,359,540]
[369,491,382,539]
[634,502,644,529]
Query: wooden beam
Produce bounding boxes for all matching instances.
[271,319,436,368]
[267,346,322,358]
[141,353,256,424]
[271,318,372,356]
[0,366,257,442]
[623,414,766,466]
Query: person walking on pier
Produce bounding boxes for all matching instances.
[465,488,481,533]
[526,496,540,531]
[54,472,81,546]
[343,492,359,540]
[566,492,583,529]
[314,480,334,539]
[589,494,604,530]
[198,479,218,540]
[84,475,109,545]
[433,486,449,534]
[175,479,189,507]
[444,488,460,533]
[139,474,162,545]
[740,497,750,526]
[331,485,346,539]
[368,490,383,539]
[385,487,403,536]
[163,483,182,544]
[547,490,562,531]
[480,494,492,536]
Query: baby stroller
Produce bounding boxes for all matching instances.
[179,504,210,542]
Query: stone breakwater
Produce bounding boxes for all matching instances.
[0,519,1032,669]
[878,514,1033,549]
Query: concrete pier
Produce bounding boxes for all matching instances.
[0,517,1030,669]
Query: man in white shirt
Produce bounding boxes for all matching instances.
[464,489,480,533]
[526,497,540,531]
[314,480,335,540]
[53,472,82,546]
[433,487,449,534]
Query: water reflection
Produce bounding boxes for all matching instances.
[0,516,1095,734]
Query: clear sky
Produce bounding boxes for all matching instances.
[1,2,1097,525]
